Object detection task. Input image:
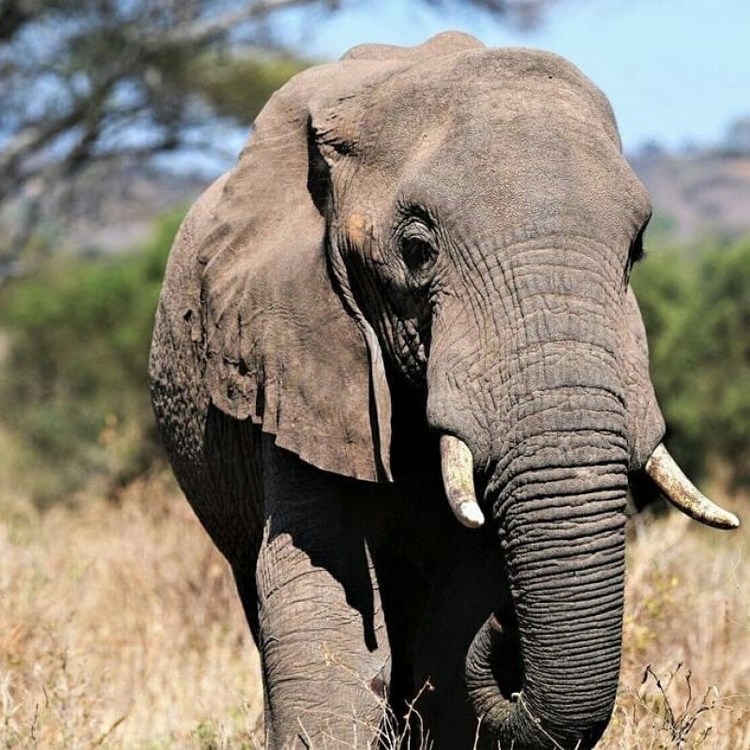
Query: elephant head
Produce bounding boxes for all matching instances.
[196,32,738,749]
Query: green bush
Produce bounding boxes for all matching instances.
[633,234,750,487]
[0,211,185,505]
[3,203,749,504]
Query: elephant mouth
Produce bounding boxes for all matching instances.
[439,434,739,531]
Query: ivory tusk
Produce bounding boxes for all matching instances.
[645,443,740,530]
[439,435,485,528]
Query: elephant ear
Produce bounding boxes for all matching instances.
[198,33,484,483]
[623,287,666,469]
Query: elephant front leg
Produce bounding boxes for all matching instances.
[255,445,391,748]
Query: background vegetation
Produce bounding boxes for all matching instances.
[2,217,749,505]
[0,212,183,504]
[632,233,750,487]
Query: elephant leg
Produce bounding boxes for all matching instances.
[369,552,430,744]
[254,438,391,748]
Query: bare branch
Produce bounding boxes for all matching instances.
[132,0,329,53]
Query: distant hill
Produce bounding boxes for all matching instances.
[4,142,750,265]
[629,146,750,241]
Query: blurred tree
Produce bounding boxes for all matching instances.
[0,210,184,504]
[633,235,750,489]
[0,0,563,267]
[722,117,750,156]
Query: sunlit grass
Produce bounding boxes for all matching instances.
[603,496,750,748]
[0,468,747,748]
[0,473,263,748]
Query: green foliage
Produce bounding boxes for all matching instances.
[633,234,750,486]
[186,53,312,123]
[0,212,184,505]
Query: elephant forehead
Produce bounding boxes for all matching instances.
[388,116,652,241]
[352,50,642,203]
[362,47,619,143]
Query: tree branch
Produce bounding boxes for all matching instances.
[137,0,328,52]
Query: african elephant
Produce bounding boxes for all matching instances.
[149,31,739,749]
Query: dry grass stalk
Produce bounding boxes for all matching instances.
[1,471,748,748]
[0,474,263,748]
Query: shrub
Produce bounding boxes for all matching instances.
[633,233,750,487]
[0,211,184,505]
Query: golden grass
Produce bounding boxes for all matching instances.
[0,470,748,748]
[0,474,263,748]
[603,499,750,748]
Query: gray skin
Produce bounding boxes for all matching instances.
[149,32,667,749]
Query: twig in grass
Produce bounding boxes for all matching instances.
[641,663,717,747]
[90,712,129,747]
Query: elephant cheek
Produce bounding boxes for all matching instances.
[622,288,666,470]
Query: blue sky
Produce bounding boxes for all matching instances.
[280,0,749,153]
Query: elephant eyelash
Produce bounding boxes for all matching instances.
[630,217,650,266]
[630,233,646,265]
[624,222,648,287]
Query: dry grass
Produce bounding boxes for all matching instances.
[0,467,748,748]
[603,498,750,748]
[0,473,263,749]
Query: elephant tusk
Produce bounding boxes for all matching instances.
[645,443,740,530]
[439,435,485,529]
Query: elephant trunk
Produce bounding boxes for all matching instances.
[467,476,627,747]
[464,387,630,749]
[423,236,704,746]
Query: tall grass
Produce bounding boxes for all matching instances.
[0,466,747,748]
[0,469,263,748]
[603,499,750,748]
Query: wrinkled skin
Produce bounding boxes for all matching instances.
[150,32,675,748]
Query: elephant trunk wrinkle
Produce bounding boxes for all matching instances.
[464,397,629,749]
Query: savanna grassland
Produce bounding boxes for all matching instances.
[1,453,748,749]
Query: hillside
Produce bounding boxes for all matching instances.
[2,143,749,269]
[631,147,750,241]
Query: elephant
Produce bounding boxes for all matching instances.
[149,31,739,749]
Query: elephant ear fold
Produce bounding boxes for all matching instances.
[198,64,395,482]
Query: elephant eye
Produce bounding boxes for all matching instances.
[401,232,437,280]
[625,218,649,286]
